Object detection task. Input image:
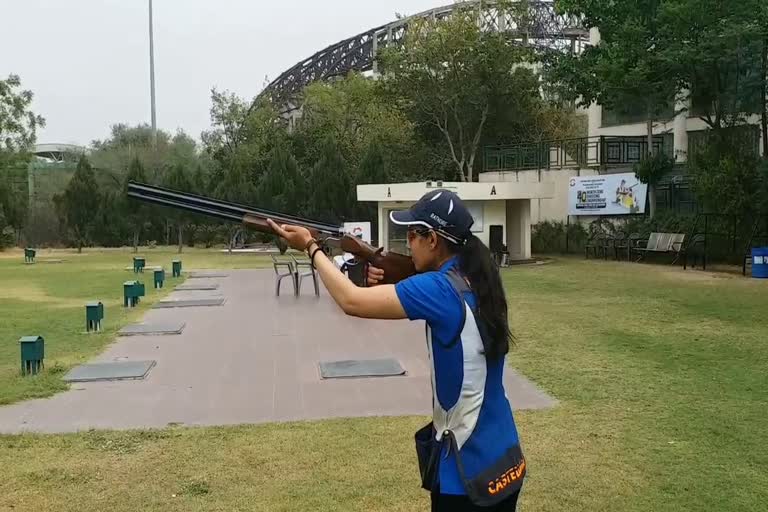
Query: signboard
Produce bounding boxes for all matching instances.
[343,222,372,243]
[568,173,647,216]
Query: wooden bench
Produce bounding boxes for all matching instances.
[634,232,685,264]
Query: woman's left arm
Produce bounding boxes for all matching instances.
[267,220,407,320]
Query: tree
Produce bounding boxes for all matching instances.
[378,4,541,182]
[123,157,148,252]
[0,178,28,244]
[548,0,677,217]
[164,164,193,253]
[202,91,287,190]
[308,137,352,223]
[56,156,100,253]
[657,0,765,142]
[633,152,675,213]
[91,124,203,184]
[0,74,44,241]
[257,145,304,214]
[689,144,766,219]
[0,74,45,161]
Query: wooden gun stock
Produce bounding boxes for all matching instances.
[126,181,417,286]
[339,235,416,286]
[245,215,416,285]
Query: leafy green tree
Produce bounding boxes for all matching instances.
[91,124,203,184]
[257,145,304,213]
[633,152,675,215]
[202,91,287,190]
[0,74,45,160]
[657,0,766,140]
[123,157,148,252]
[0,74,44,239]
[548,0,677,217]
[55,156,100,252]
[164,164,193,253]
[308,137,352,224]
[378,4,543,182]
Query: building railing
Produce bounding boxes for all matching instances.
[483,135,669,172]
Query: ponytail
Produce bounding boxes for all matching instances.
[452,234,513,360]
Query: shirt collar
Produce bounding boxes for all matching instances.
[438,256,459,273]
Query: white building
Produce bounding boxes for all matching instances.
[356,179,554,261]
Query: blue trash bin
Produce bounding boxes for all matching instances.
[752,248,768,279]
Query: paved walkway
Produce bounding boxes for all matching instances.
[0,270,556,434]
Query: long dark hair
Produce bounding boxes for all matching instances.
[449,234,513,360]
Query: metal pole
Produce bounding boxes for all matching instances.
[149,0,157,147]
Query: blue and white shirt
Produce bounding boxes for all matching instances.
[395,257,522,495]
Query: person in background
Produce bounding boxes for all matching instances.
[268,189,525,511]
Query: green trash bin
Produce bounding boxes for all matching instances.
[123,280,145,307]
[172,259,182,278]
[86,301,104,332]
[133,257,146,273]
[19,335,44,376]
[24,248,36,263]
[154,268,165,289]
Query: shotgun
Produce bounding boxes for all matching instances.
[126,181,416,286]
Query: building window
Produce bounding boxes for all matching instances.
[465,202,484,233]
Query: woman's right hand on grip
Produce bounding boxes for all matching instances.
[367,265,385,287]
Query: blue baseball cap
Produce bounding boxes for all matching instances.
[389,189,474,245]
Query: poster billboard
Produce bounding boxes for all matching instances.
[568,173,647,216]
[343,222,372,243]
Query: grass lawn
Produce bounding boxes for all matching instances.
[1,254,767,511]
[0,247,272,405]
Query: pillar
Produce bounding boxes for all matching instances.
[673,89,690,162]
[587,28,602,138]
[377,204,387,250]
[506,200,532,261]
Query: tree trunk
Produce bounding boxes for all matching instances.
[646,118,654,158]
[165,220,171,246]
[646,117,656,218]
[133,230,139,253]
[177,224,183,254]
[761,37,768,157]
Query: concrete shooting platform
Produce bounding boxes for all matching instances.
[175,283,220,291]
[64,361,156,382]
[153,297,226,308]
[0,270,557,434]
[118,323,186,336]
[188,271,229,278]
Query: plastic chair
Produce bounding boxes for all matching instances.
[272,255,296,296]
[292,254,319,296]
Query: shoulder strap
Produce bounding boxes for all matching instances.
[444,267,471,296]
[436,267,470,349]
[444,267,494,356]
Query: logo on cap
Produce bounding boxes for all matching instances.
[429,213,448,227]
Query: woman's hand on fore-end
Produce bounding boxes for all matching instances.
[266,219,314,251]
[367,265,385,286]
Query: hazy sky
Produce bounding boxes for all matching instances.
[1,0,441,147]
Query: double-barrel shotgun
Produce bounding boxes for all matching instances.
[126,181,416,286]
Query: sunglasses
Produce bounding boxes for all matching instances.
[407,227,433,241]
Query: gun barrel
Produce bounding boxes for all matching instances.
[127,181,343,236]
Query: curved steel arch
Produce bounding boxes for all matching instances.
[255,0,587,108]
